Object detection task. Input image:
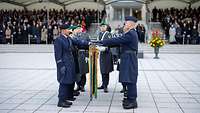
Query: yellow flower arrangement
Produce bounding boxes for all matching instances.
[149,31,165,48]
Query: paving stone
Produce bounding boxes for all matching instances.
[0,103,19,110]
[159,108,183,113]
[182,108,200,113]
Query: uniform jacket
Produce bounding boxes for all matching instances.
[54,34,89,84]
[100,29,138,83]
[98,31,114,74]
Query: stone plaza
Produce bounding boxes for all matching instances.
[0,44,200,113]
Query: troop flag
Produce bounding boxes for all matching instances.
[88,45,99,100]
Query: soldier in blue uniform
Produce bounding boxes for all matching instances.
[54,24,89,108]
[97,23,113,93]
[96,16,138,109]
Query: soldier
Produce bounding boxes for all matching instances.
[72,26,90,92]
[96,16,138,109]
[54,24,89,108]
[97,23,113,93]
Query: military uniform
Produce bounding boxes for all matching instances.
[54,33,89,105]
[98,31,113,90]
[98,16,138,109]
[75,32,90,91]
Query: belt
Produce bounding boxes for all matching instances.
[123,50,137,54]
[79,49,88,52]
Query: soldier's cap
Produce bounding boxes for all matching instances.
[68,25,82,31]
[125,16,138,23]
[59,24,70,30]
[100,22,107,26]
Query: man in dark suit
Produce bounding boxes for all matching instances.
[54,24,89,108]
[96,16,138,109]
[97,23,113,93]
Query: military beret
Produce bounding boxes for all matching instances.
[100,23,107,26]
[125,16,138,23]
[68,25,81,30]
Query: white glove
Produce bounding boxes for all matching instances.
[97,46,106,52]
[118,59,121,63]
[85,57,88,63]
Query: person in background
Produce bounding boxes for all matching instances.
[48,25,53,44]
[41,25,48,44]
[22,24,28,44]
[169,25,176,44]
[141,24,146,43]
[35,24,41,44]
[175,24,182,44]
[53,26,59,42]
[12,23,17,44]
[5,26,11,44]
[197,22,200,44]
[191,26,199,44]
[16,27,23,44]
[0,25,5,44]
[186,21,192,44]
[182,23,187,44]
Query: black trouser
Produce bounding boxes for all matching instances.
[6,39,11,44]
[125,82,137,102]
[77,74,86,88]
[122,82,127,91]
[58,83,73,102]
[102,73,109,88]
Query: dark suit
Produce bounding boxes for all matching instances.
[0,27,4,44]
[98,31,114,88]
[54,34,88,102]
[175,27,182,44]
[99,29,138,102]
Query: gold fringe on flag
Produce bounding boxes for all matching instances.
[88,45,99,100]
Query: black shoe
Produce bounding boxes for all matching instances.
[120,88,127,93]
[124,92,128,97]
[104,88,108,93]
[73,91,80,96]
[65,100,73,105]
[97,86,104,89]
[122,99,128,106]
[66,97,76,101]
[120,89,125,93]
[57,101,71,108]
[122,98,128,103]
[123,100,138,109]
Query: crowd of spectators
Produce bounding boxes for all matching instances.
[152,6,200,44]
[0,8,106,44]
